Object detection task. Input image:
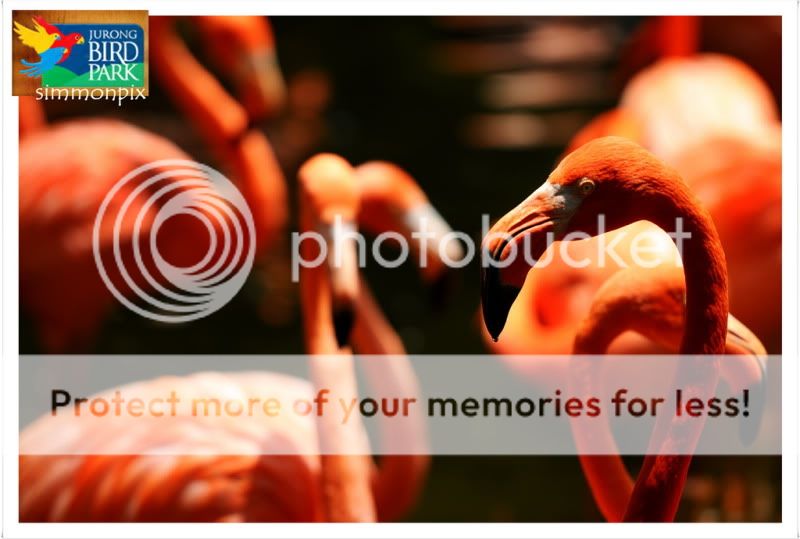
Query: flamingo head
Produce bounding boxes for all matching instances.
[196,16,286,120]
[355,161,464,308]
[481,136,676,340]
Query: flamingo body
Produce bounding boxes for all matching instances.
[20,372,324,522]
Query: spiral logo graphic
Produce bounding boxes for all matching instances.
[93,160,256,323]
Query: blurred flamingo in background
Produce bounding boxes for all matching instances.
[481,137,729,521]
[616,15,781,102]
[149,16,288,254]
[564,16,782,349]
[296,153,375,521]
[297,154,462,521]
[569,264,767,522]
[20,17,289,352]
[20,372,325,521]
[21,158,460,522]
[355,161,464,301]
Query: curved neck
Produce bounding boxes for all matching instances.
[574,268,685,354]
[150,18,287,253]
[351,281,429,521]
[149,17,248,147]
[351,279,405,355]
[298,210,340,355]
[646,198,727,354]
[297,207,377,522]
[616,168,727,522]
[613,172,728,354]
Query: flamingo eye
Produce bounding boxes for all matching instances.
[578,178,595,195]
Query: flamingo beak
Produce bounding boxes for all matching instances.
[323,219,360,348]
[480,182,571,341]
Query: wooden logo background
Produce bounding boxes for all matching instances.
[12,10,148,96]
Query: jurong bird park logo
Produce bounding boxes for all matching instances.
[12,10,148,103]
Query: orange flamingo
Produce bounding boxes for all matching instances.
[191,16,286,121]
[481,137,729,521]
[149,16,288,254]
[569,265,766,522]
[488,50,781,362]
[20,17,288,352]
[296,153,392,521]
[21,158,454,522]
[20,372,325,522]
[297,154,463,521]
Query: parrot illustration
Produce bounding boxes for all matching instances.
[14,16,85,77]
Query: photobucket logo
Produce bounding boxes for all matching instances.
[480,215,692,271]
[93,160,256,322]
[290,214,691,279]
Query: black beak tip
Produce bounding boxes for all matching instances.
[332,307,354,349]
[483,310,506,342]
[480,266,520,343]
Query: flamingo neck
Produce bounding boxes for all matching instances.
[149,17,248,147]
[644,195,728,354]
[659,16,699,58]
[573,268,686,355]
[150,18,288,254]
[573,306,634,355]
[298,211,340,355]
[350,281,431,521]
[297,208,376,522]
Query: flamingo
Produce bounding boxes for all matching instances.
[487,50,782,362]
[569,264,766,522]
[20,17,288,352]
[21,158,456,522]
[149,16,288,254]
[295,154,385,521]
[297,153,465,521]
[481,137,729,521]
[20,372,324,522]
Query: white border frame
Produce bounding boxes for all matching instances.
[2,1,797,537]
